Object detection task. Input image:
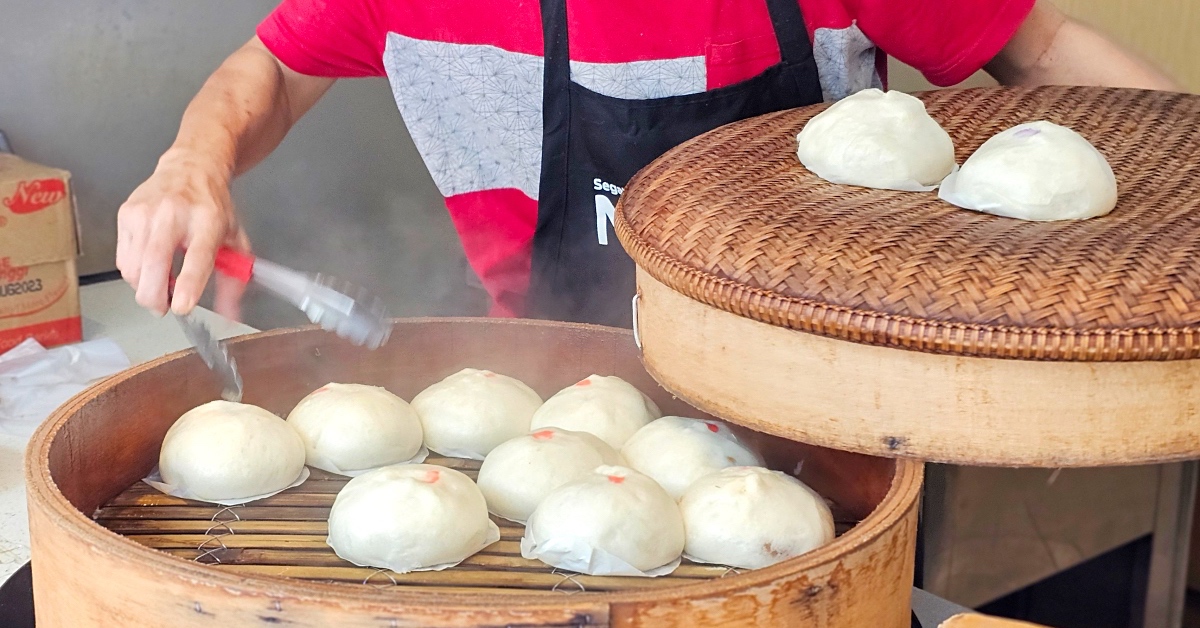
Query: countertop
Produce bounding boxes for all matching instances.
[0,280,256,584]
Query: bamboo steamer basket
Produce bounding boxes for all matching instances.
[26,319,922,627]
[615,86,1200,467]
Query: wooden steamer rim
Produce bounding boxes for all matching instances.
[26,319,923,627]
[616,87,1200,466]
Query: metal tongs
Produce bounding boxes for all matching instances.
[170,247,393,402]
[212,247,393,349]
[169,278,245,402]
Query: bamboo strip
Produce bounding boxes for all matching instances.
[99,518,528,539]
[157,547,725,579]
[126,534,528,556]
[211,564,701,591]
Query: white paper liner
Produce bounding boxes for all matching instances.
[681,552,740,567]
[143,466,310,506]
[329,520,502,574]
[427,445,486,461]
[520,532,681,577]
[0,337,130,437]
[307,445,430,478]
[936,165,974,209]
[938,164,1058,218]
[880,162,959,192]
[802,160,957,193]
[490,511,528,525]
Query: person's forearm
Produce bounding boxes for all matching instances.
[118,37,334,316]
[163,37,332,179]
[986,1,1180,91]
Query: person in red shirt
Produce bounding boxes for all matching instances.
[116,0,1177,325]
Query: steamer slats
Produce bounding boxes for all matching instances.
[94,456,780,593]
[127,534,530,556]
[98,519,328,535]
[95,505,333,520]
[158,548,727,579]
[98,518,531,542]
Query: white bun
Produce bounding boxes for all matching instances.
[159,400,306,502]
[524,465,684,573]
[938,121,1117,221]
[529,375,661,449]
[796,88,956,191]
[621,416,764,499]
[327,464,499,573]
[680,466,835,569]
[411,368,542,459]
[286,383,424,475]
[477,427,624,523]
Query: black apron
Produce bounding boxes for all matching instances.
[527,0,824,327]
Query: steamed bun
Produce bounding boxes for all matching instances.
[522,465,684,575]
[938,121,1117,221]
[411,368,542,460]
[680,466,835,569]
[529,375,661,449]
[477,427,624,523]
[327,464,499,573]
[159,400,306,502]
[796,89,955,191]
[621,416,763,499]
[286,383,425,475]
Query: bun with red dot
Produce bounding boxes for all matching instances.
[411,368,542,459]
[326,464,500,573]
[286,383,425,476]
[529,375,661,449]
[478,427,624,523]
[680,466,834,569]
[621,416,764,499]
[521,465,684,576]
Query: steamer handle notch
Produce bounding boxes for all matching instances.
[631,293,642,350]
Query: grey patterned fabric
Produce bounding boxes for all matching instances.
[382,26,879,198]
[813,22,883,101]
[383,33,545,199]
[569,56,707,100]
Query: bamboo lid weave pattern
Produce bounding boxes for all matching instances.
[615,87,1200,361]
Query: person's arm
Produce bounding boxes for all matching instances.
[116,37,334,317]
[985,0,1180,90]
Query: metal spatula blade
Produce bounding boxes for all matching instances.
[168,276,243,402]
[174,312,243,402]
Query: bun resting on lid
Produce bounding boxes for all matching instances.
[796,88,956,191]
[938,121,1117,221]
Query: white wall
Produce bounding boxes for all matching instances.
[0,0,482,327]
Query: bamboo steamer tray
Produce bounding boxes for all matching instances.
[26,319,922,627]
[615,86,1200,467]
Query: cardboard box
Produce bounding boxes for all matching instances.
[0,154,81,352]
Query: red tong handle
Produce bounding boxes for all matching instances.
[214,247,255,284]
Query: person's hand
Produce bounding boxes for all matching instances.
[116,148,250,320]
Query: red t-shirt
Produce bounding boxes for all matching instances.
[258,0,1034,316]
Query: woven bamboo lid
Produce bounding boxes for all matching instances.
[616,87,1200,362]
